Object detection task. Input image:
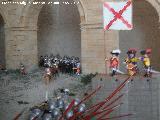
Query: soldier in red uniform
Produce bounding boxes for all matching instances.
[44,67,52,85]
[106,49,121,77]
[76,61,81,76]
[20,63,26,75]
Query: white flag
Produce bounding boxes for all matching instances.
[103,1,133,30]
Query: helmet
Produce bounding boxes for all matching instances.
[48,101,56,111]
[64,89,70,95]
[74,98,80,106]
[51,108,60,118]
[32,108,42,116]
[66,111,73,119]
[78,104,86,112]
[29,108,43,120]
[42,113,52,120]
[56,98,65,109]
[28,113,37,120]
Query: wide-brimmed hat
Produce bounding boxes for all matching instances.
[140,48,152,55]
[111,49,121,55]
[127,48,137,54]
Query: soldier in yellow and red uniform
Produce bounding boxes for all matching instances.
[140,48,152,78]
[124,49,139,76]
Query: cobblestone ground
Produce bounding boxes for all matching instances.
[0,69,90,120]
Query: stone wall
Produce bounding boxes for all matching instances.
[0,0,160,119]
[0,0,159,73]
[92,75,160,120]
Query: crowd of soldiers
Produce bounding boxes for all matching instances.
[39,54,81,75]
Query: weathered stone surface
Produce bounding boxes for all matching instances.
[0,0,159,74]
[92,75,160,120]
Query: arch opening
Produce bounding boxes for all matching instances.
[37,0,81,59]
[119,0,160,71]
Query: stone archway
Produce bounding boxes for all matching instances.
[119,0,160,71]
[12,0,160,73]
[19,0,86,71]
[37,0,81,58]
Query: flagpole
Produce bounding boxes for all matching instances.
[104,30,107,75]
[101,0,106,75]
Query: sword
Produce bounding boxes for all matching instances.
[116,69,125,74]
[110,68,125,74]
[151,69,160,74]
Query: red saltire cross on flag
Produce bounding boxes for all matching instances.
[103,0,133,30]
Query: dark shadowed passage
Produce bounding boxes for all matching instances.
[37,0,81,58]
[0,14,5,66]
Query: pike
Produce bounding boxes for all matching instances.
[90,76,131,114]
[96,109,114,120]
[82,109,113,120]
[69,86,101,120]
[75,85,101,108]
[102,94,124,110]
[96,104,123,120]
[84,94,124,113]
[69,77,130,120]
[94,103,123,116]
[100,113,133,120]
[13,107,27,120]
[85,102,105,113]
[59,99,75,120]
